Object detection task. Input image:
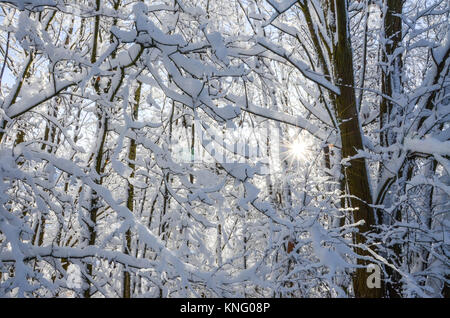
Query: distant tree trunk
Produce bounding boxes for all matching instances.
[83,0,102,298]
[378,0,404,298]
[379,0,403,149]
[33,107,58,248]
[160,100,175,243]
[123,81,141,298]
[331,0,384,298]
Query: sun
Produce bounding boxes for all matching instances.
[286,138,308,161]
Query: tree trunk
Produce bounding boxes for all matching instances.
[331,0,384,298]
[379,0,403,298]
[123,81,141,298]
[83,0,102,298]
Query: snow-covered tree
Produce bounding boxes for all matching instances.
[0,0,448,298]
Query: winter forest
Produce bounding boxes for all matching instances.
[0,0,448,298]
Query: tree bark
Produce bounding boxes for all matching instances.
[123,81,141,298]
[83,0,102,298]
[331,0,384,298]
[379,0,404,298]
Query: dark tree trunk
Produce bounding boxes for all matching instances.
[331,0,384,298]
[379,0,404,298]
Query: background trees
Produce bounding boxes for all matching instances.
[0,0,448,297]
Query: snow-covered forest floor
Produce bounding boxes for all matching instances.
[0,0,448,298]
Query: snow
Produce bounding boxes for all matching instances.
[256,37,340,95]
[404,137,450,156]
[0,0,448,299]
[207,32,229,64]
